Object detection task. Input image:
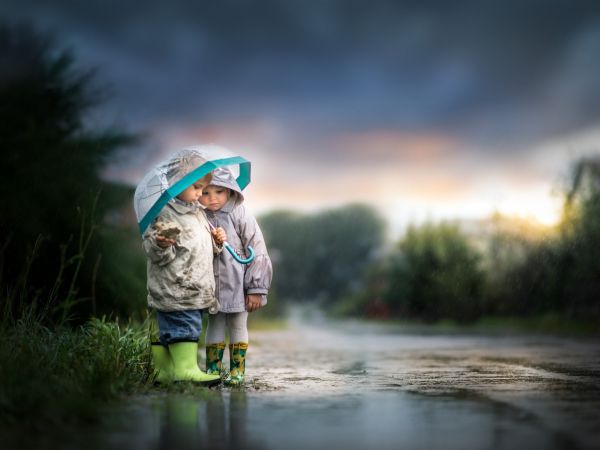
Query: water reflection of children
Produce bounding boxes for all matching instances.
[200,167,273,386]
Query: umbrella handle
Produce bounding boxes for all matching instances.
[207,220,255,264]
[224,243,255,264]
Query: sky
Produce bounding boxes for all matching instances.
[3,0,600,237]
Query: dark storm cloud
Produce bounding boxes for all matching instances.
[2,0,600,148]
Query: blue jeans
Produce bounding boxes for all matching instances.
[156,309,203,346]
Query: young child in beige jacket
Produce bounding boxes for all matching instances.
[141,151,226,385]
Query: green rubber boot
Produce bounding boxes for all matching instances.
[151,342,174,384]
[224,342,248,386]
[168,342,221,386]
[206,342,226,375]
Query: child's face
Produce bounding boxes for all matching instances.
[177,179,207,203]
[199,185,230,211]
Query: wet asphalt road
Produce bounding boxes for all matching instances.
[240,318,600,450]
[17,317,600,450]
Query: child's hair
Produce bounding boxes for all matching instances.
[198,172,213,186]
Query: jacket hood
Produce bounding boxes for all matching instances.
[209,167,244,207]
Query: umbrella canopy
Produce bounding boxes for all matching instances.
[134,145,251,234]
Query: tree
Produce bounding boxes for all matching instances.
[0,24,134,321]
[383,222,483,322]
[477,155,600,320]
[558,156,600,318]
[259,204,386,306]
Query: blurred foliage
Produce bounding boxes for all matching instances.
[559,157,600,318]
[383,222,483,322]
[0,24,145,323]
[343,155,600,324]
[259,204,386,306]
[259,156,600,325]
[481,157,600,320]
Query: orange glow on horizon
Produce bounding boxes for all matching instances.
[123,120,582,236]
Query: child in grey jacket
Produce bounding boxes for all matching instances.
[199,167,273,386]
[142,154,226,386]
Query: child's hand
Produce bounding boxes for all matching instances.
[155,235,176,248]
[245,294,262,312]
[212,227,227,245]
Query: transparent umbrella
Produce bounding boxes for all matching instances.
[133,145,253,263]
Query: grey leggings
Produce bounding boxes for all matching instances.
[206,311,249,344]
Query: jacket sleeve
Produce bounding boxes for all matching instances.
[235,206,273,295]
[141,218,177,266]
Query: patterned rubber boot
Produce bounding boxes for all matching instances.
[168,342,221,386]
[151,342,174,384]
[206,342,226,376]
[224,342,248,386]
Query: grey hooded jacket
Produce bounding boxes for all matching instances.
[204,168,273,313]
[142,199,221,313]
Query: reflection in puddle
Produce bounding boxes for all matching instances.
[108,389,576,450]
[149,391,257,450]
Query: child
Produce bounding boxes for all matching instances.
[141,150,227,385]
[200,167,273,386]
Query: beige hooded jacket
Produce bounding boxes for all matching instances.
[142,199,221,313]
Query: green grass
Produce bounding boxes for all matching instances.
[0,315,153,426]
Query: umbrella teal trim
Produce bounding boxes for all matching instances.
[138,156,251,234]
[236,160,251,190]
